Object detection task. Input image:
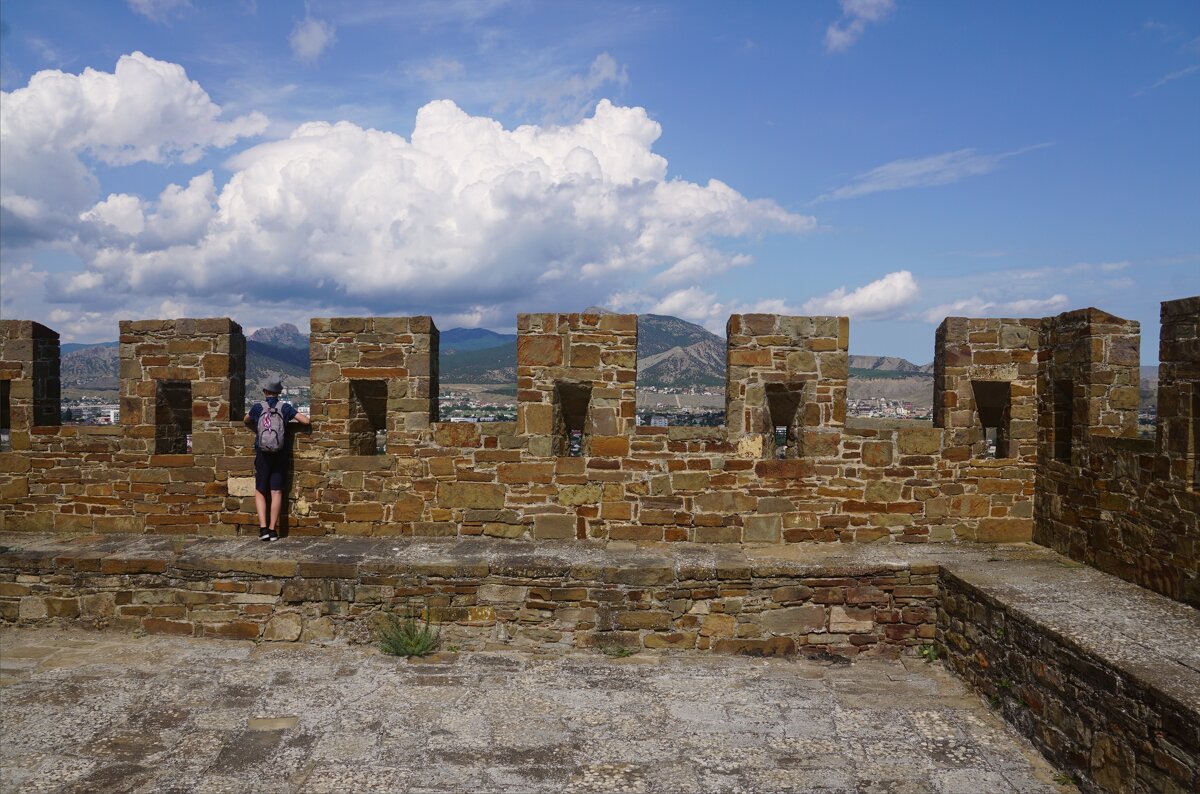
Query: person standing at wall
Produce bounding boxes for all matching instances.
[244,378,311,540]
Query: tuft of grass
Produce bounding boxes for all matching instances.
[999,678,1013,690]
[917,644,939,663]
[600,644,637,658]
[377,609,441,657]
[1052,772,1077,786]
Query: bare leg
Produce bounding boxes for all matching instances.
[269,490,284,531]
[255,490,268,528]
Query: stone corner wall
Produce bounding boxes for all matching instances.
[938,569,1198,794]
[1035,300,1199,605]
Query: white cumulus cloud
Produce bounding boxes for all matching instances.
[0,52,267,246]
[64,98,813,319]
[290,17,336,62]
[803,270,918,319]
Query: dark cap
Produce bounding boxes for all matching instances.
[262,378,284,394]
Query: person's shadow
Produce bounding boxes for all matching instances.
[276,423,312,538]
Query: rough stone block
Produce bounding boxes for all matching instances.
[829,606,874,633]
[757,605,824,634]
[558,485,601,506]
[533,514,575,539]
[438,482,505,509]
[712,637,797,657]
[743,515,782,543]
[517,335,563,367]
[897,428,942,455]
[264,613,303,641]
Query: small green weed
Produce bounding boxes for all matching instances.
[377,608,441,657]
[989,694,1001,708]
[998,678,1013,690]
[1052,771,1077,786]
[994,627,1006,638]
[601,644,637,658]
[917,644,939,663]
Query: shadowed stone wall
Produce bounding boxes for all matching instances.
[940,567,1198,793]
[1034,299,1199,606]
[0,321,60,450]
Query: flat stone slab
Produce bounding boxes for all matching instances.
[0,627,1071,793]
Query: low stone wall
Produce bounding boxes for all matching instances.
[0,536,938,659]
[939,569,1198,794]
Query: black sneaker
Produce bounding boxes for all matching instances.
[259,528,271,542]
[267,529,279,542]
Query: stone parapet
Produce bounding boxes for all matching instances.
[118,318,246,455]
[309,316,439,454]
[1,299,1193,556]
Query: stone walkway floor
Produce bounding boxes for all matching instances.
[0,628,1072,793]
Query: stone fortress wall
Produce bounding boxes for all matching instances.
[0,299,1195,604]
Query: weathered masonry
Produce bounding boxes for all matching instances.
[0,302,1194,568]
[1,298,1198,794]
[1,310,1041,544]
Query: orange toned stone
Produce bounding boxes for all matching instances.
[517,335,563,366]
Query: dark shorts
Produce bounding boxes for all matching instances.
[254,450,289,493]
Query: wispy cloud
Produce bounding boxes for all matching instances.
[407,57,466,84]
[290,16,336,62]
[825,0,895,53]
[1134,64,1200,96]
[127,0,191,23]
[816,143,1052,202]
[921,293,1068,323]
[506,52,629,123]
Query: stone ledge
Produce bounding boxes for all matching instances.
[0,532,967,659]
[939,559,1200,793]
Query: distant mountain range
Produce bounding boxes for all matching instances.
[54,316,1160,412]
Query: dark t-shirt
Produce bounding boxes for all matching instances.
[248,398,299,452]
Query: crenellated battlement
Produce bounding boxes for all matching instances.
[0,298,1196,603]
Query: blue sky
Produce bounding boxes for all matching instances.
[0,0,1196,364]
